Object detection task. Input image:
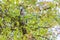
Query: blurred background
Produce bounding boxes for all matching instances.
[0,0,60,40]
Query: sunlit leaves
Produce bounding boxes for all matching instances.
[0,35,7,40]
[0,0,60,40]
[4,17,11,22]
[24,0,36,5]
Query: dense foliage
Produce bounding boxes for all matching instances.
[0,0,60,40]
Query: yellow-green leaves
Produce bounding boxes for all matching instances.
[0,0,60,40]
[4,17,11,22]
[0,17,2,24]
[24,0,36,5]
